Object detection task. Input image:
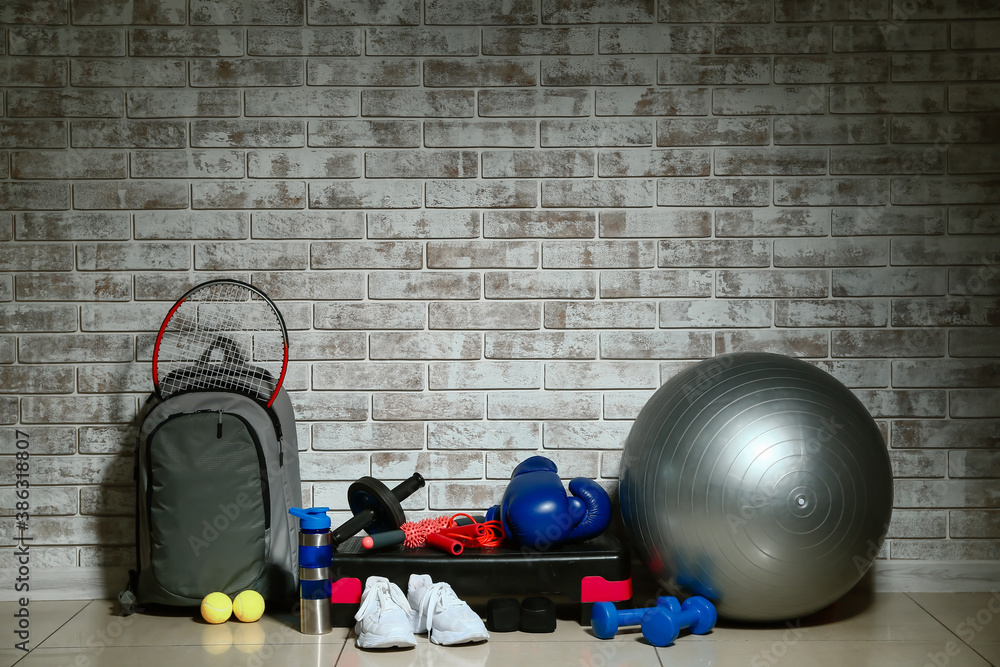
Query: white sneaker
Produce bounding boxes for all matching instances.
[354,576,417,649]
[407,574,489,646]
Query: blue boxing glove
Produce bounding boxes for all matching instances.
[486,455,611,550]
[565,477,612,542]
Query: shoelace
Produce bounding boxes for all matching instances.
[414,582,465,633]
[355,580,412,622]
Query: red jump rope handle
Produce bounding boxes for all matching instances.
[426,532,464,555]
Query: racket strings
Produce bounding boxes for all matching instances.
[157,282,284,403]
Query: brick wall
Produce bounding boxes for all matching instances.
[1,0,999,575]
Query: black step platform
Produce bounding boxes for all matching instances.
[329,533,632,627]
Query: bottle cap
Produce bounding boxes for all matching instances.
[288,507,331,530]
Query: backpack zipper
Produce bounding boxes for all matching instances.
[234,412,272,531]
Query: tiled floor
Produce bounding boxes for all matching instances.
[3,592,998,666]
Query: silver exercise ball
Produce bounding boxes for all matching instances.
[619,353,893,622]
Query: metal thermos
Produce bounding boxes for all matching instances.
[288,507,332,634]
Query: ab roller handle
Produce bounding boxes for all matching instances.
[592,595,716,647]
[330,472,425,545]
[361,529,406,551]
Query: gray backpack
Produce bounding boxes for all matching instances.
[120,386,301,613]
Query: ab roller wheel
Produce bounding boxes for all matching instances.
[330,472,425,545]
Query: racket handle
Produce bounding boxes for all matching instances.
[362,530,405,550]
[426,533,464,556]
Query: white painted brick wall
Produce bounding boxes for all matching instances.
[1,0,999,570]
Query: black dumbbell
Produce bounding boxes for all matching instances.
[330,472,425,545]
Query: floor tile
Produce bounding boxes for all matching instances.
[338,642,483,667]
[0,600,89,656]
[37,599,349,649]
[973,643,1000,666]
[657,639,992,666]
[12,642,345,666]
[0,649,28,667]
[337,639,657,667]
[9,593,997,666]
[702,591,958,643]
[487,617,613,642]
[910,593,1000,645]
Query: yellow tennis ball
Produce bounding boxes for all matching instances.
[232,590,265,623]
[201,592,233,624]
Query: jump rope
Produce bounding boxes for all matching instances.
[400,513,505,553]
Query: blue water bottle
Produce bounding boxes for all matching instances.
[289,507,332,634]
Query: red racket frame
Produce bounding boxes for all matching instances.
[152,279,289,408]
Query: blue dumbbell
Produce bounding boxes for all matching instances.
[591,597,677,640]
[641,595,717,647]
